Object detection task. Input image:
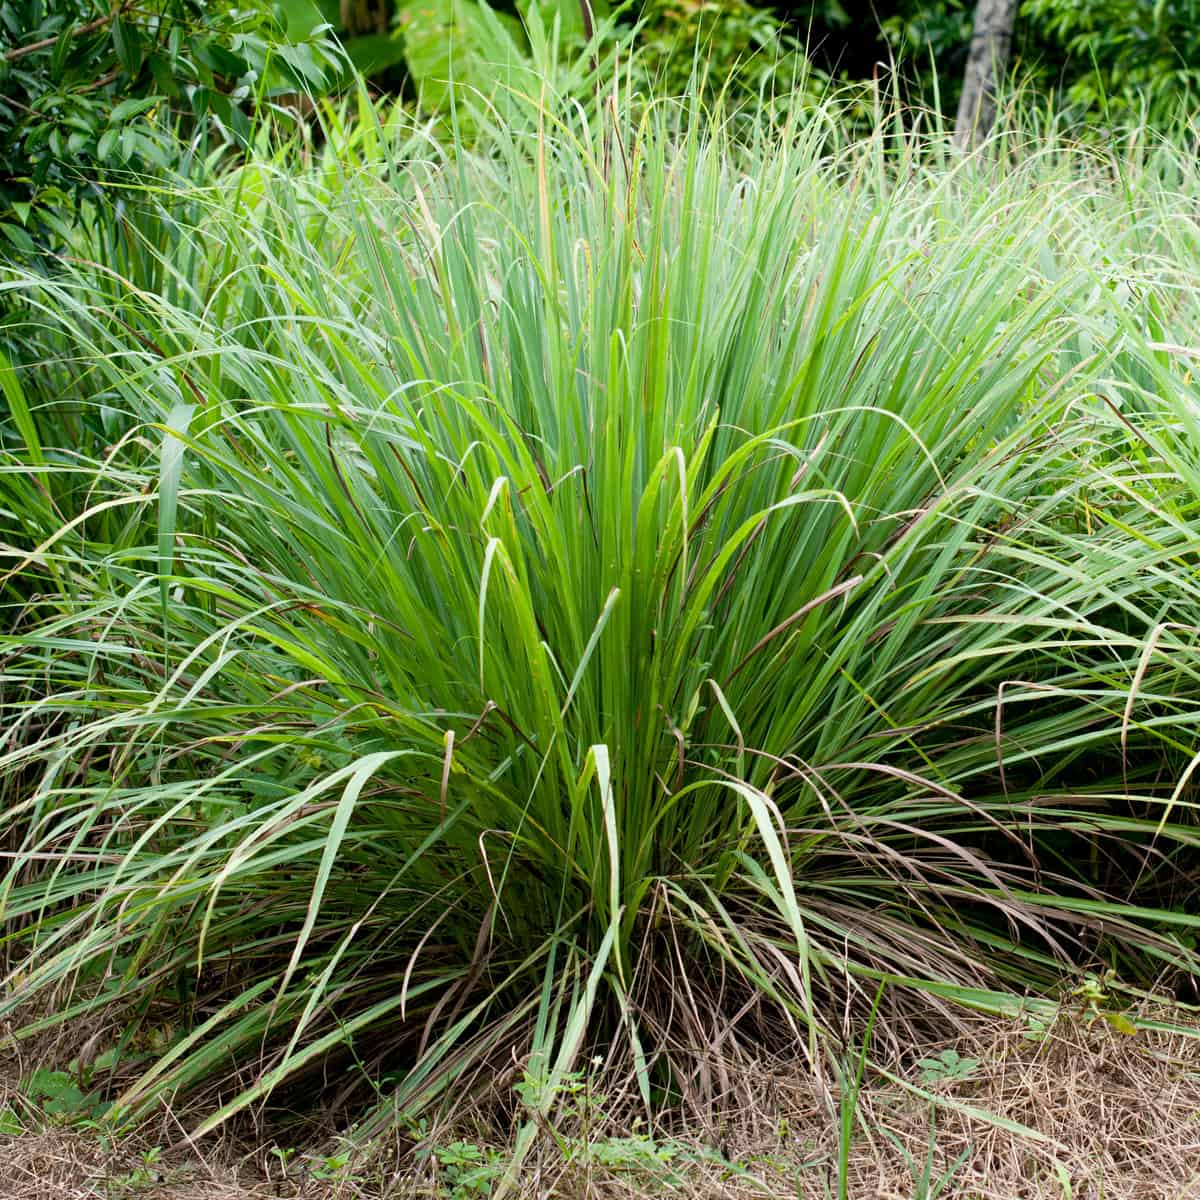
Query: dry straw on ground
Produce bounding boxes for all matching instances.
[712,1008,1200,1200]
[1,1008,1198,1199]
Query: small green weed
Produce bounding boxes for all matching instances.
[917,1049,982,1086]
[422,1062,751,1196]
[105,1147,163,1197]
[21,1068,109,1125]
[309,1150,353,1182]
[428,1141,506,1199]
[1068,972,1139,1036]
[266,1143,364,1193]
[1021,1009,1056,1044]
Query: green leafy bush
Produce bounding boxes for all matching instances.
[312,0,821,123]
[0,0,338,252]
[1021,0,1200,113]
[1,96,1198,1140]
[884,0,1200,118]
[392,0,617,126]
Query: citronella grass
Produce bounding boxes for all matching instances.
[0,91,1198,1137]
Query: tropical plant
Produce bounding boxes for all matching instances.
[885,0,1200,119]
[393,0,619,127]
[0,0,338,254]
[1,94,1198,1147]
[1021,0,1200,114]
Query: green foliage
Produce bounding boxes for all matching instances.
[317,0,819,123]
[394,0,606,121]
[105,1146,165,1196]
[396,0,519,112]
[22,1069,90,1119]
[20,1067,110,1123]
[299,0,616,123]
[916,1049,981,1086]
[393,0,645,140]
[633,0,822,107]
[1,93,1200,1144]
[1021,0,1200,114]
[1065,970,1140,1034]
[882,1,974,71]
[431,1141,507,1197]
[427,1062,720,1194]
[0,0,338,252]
[885,0,1200,119]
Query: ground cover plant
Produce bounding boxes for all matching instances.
[1,84,1200,1164]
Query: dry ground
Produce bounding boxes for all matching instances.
[1,1006,1198,1200]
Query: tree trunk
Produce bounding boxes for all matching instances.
[954,0,1018,149]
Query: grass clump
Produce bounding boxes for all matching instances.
[0,91,1198,1141]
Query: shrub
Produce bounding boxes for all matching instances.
[885,0,1200,120]
[0,0,337,255]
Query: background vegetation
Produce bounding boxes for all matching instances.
[0,0,339,250]
[4,0,1197,254]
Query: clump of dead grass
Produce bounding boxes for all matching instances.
[0,1123,279,1200]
